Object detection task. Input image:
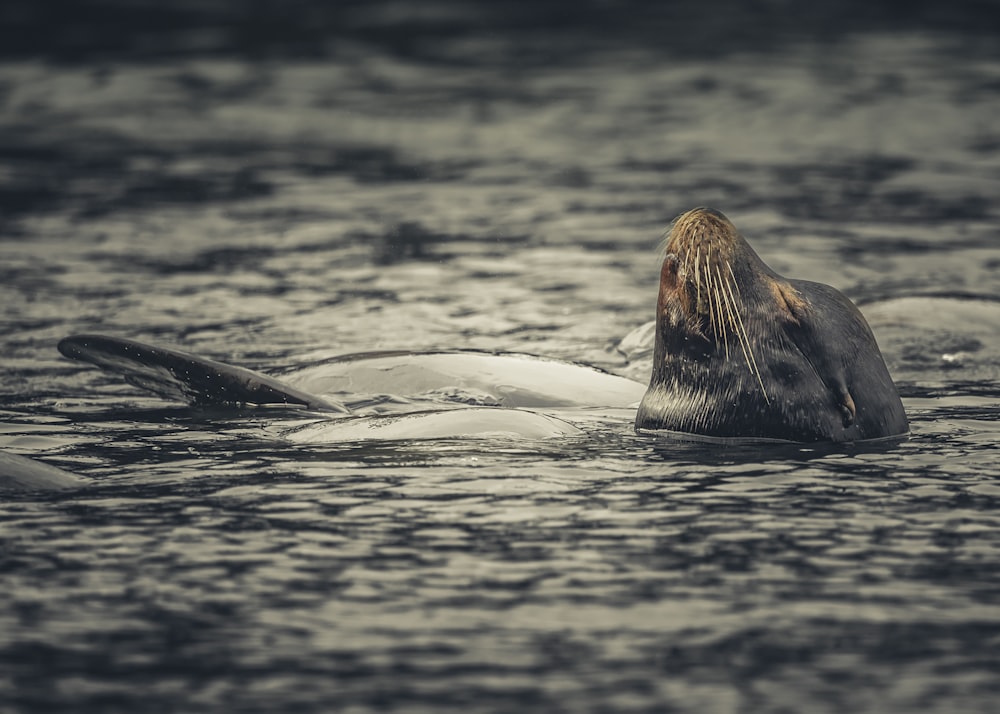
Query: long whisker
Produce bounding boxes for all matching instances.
[725,262,765,397]
[722,273,769,403]
[725,262,756,373]
[714,263,730,359]
[656,227,672,255]
[719,263,751,376]
[693,246,701,315]
[704,248,720,345]
[727,262,741,297]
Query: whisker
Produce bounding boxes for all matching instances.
[722,273,769,403]
[724,292,751,382]
[693,246,701,314]
[727,263,741,296]
[703,249,718,345]
[656,227,672,255]
[723,263,754,371]
[714,263,730,359]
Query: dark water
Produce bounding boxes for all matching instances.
[2,4,1000,712]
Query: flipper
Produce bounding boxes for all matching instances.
[0,451,87,491]
[58,334,348,412]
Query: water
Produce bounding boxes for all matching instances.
[2,7,1000,713]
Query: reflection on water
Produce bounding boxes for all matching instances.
[2,11,1000,714]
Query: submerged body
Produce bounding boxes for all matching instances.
[55,334,644,444]
[636,208,908,442]
[285,351,646,409]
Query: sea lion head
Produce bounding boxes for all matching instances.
[637,207,908,442]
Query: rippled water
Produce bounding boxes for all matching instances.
[2,11,1000,713]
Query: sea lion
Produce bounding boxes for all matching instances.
[52,208,906,448]
[635,207,908,442]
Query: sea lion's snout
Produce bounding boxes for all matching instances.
[659,208,745,332]
[665,207,737,255]
[662,208,742,315]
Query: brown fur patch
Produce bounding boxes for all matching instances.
[768,279,808,324]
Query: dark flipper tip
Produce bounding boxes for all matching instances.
[58,334,349,414]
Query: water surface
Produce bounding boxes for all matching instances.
[2,15,999,714]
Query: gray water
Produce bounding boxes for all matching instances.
[2,10,1000,714]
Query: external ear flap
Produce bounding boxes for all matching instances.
[769,279,809,325]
